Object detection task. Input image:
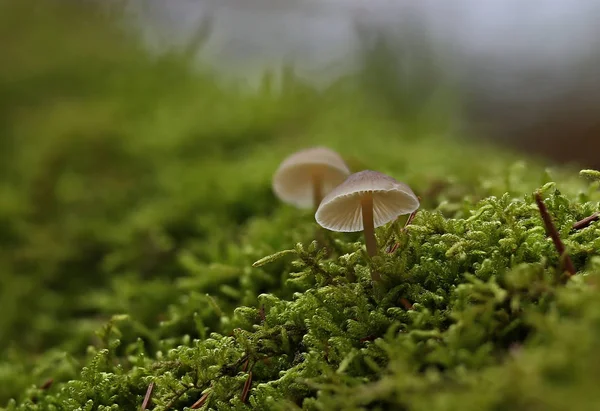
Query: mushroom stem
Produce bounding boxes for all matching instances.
[312,173,323,210]
[361,193,377,257]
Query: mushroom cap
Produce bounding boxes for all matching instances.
[315,170,420,232]
[272,146,351,208]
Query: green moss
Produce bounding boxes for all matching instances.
[2,1,600,410]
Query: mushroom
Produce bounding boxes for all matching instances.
[315,170,420,258]
[272,147,351,210]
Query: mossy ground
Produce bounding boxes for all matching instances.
[1,2,600,410]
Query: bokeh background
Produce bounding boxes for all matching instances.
[1,0,599,405]
[130,0,600,167]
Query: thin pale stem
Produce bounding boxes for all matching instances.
[312,172,327,248]
[361,193,381,283]
[361,193,377,257]
[312,173,323,211]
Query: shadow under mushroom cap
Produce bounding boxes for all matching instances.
[272,147,351,208]
[315,170,420,232]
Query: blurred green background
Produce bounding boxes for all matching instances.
[0,0,597,406]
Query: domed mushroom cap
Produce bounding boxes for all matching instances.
[315,170,420,232]
[272,146,351,208]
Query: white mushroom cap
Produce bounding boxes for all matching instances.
[272,146,351,208]
[315,170,420,232]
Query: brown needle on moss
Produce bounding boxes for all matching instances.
[40,378,54,390]
[240,371,253,403]
[534,191,576,278]
[399,298,414,310]
[140,382,155,411]
[190,391,210,409]
[572,212,599,231]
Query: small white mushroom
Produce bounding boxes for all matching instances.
[315,170,420,257]
[272,147,351,210]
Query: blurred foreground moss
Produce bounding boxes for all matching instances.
[1,1,600,410]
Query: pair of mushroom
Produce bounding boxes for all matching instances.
[272,147,420,258]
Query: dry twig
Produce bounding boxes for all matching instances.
[140,382,155,410]
[190,391,210,409]
[241,371,253,403]
[572,212,599,230]
[399,298,414,310]
[534,192,576,278]
[40,379,54,390]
